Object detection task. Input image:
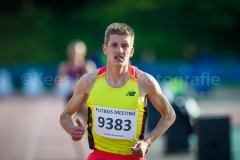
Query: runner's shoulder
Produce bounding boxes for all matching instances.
[81,69,99,86]
[137,69,154,83]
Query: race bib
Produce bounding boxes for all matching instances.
[94,105,138,139]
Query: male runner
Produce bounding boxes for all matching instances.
[60,22,176,160]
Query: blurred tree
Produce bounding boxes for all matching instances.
[0,0,239,63]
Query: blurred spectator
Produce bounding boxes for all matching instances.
[56,39,96,159]
[56,39,97,102]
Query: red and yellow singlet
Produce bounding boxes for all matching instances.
[86,65,147,155]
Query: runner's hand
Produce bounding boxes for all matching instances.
[131,140,149,157]
[70,119,85,141]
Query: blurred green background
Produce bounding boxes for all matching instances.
[0,0,239,64]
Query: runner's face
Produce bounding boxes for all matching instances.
[103,34,134,67]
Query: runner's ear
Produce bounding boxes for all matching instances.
[130,47,134,58]
[102,44,108,55]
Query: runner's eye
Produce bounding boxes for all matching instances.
[122,44,128,48]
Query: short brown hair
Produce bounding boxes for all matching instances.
[104,23,135,45]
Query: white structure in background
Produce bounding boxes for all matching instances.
[22,68,45,97]
[174,95,201,126]
[162,83,201,125]
[185,97,201,119]
[53,76,71,98]
[161,85,175,104]
[174,96,201,119]
[0,68,14,97]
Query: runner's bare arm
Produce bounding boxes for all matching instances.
[59,71,96,135]
[139,72,176,147]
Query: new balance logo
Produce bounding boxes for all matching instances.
[126,91,136,96]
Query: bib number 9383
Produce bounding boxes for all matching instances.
[98,117,131,131]
[94,105,138,139]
